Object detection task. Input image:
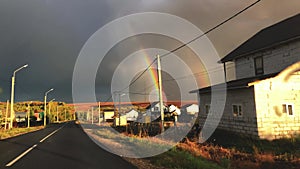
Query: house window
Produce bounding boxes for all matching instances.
[233,104,242,117]
[282,104,294,116]
[254,56,264,75]
[205,104,210,114]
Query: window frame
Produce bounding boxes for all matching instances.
[205,104,210,115]
[232,104,243,117]
[254,56,264,75]
[282,103,294,116]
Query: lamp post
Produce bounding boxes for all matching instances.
[27,101,32,128]
[4,100,9,130]
[44,88,54,126]
[10,64,28,129]
[56,105,59,122]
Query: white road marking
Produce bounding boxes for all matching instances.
[5,144,37,167]
[39,126,63,143]
[5,125,65,167]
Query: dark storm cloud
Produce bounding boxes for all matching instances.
[0,0,299,102]
[0,0,113,102]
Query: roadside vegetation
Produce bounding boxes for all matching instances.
[84,125,226,169]
[85,121,300,169]
[194,129,300,169]
[0,101,74,140]
[0,101,75,125]
[0,126,44,140]
[147,147,225,169]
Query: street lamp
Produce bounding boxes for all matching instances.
[44,88,54,126]
[27,101,33,128]
[10,64,28,129]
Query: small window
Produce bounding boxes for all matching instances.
[282,104,294,115]
[288,105,293,115]
[233,104,243,117]
[282,104,287,113]
[205,104,210,114]
[154,107,159,111]
[254,57,264,75]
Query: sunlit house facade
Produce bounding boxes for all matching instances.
[194,14,300,140]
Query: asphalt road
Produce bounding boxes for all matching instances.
[0,121,137,169]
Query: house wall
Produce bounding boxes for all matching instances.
[186,104,199,114]
[254,71,300,140]
[198,87,258,137]
[103,111,114,121]
[235,39,300,79]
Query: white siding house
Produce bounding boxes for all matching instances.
[125,109,139,122]
[145,101,168,121]
[193,14,300,140]
[181,104,199,115]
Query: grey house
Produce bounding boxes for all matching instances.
[193,14,300,140]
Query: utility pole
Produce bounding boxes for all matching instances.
[118,92,121,126]
[157,55,164,133]
[113,92,117,127]
[91,107,94,124]
[56,106,59,122]
[27,101,32,128]
[10,75,14,129]
[86,109,89,121]
[98,101,101,125]
[118,92,126,126]
[64,109,67,121]
[4,100,9,130]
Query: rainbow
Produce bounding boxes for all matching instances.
[144,55,159,90]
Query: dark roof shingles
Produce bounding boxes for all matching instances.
[221,13,300,63]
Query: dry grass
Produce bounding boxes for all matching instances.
[84,125,225,169]
[176,132,300,169]
[0,126,44,140]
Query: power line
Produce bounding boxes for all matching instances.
[104,58,252,102]
[115,59,253,100]
[160,0,261,59]
[132,0,261,88]
[103,0,262,102]
[120,59,157,93]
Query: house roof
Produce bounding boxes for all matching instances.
[221,13,300,63]
[180,103,198,109]
[125,109,138,114]
[145,101,167,109]
[190,73,279,94]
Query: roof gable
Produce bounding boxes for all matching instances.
[145,101,167,109]
[191,73,278,94]
[221,13,300,63]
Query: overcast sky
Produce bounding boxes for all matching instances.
[0,0,299,103]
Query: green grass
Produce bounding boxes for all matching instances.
[92,127,224,169]
[148,147,225,169]
[92,128,173,157]
[207,129,300,159]
[0,126,43,139]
